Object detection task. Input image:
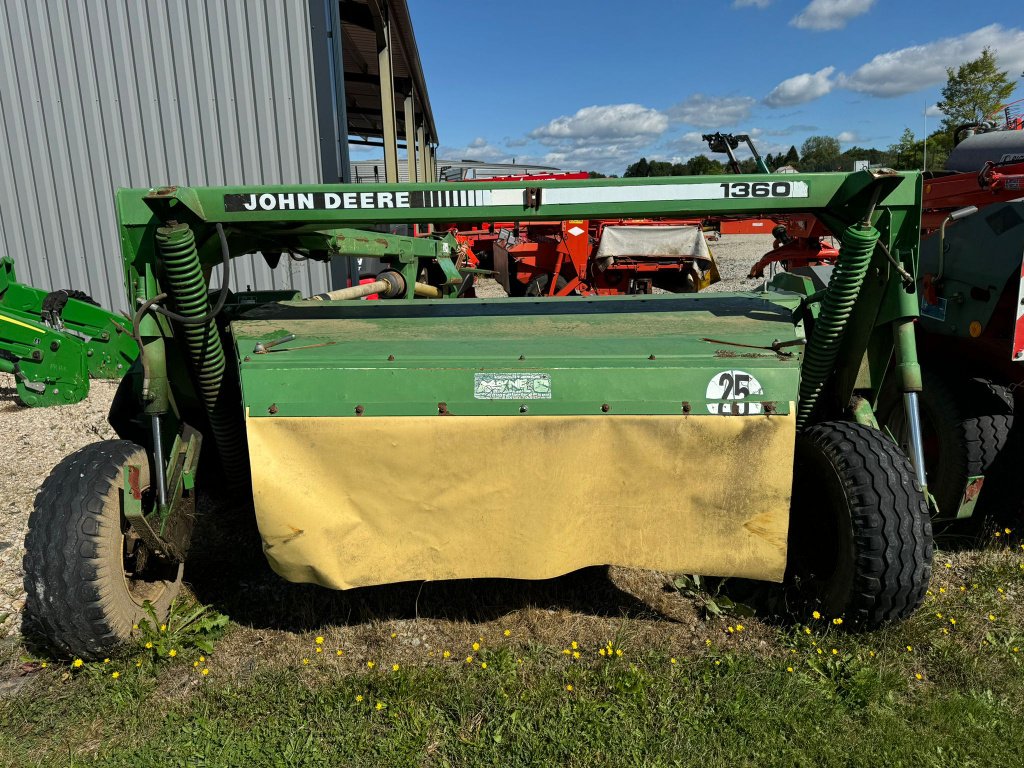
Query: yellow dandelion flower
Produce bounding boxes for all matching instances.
[670,658,677,664]
[915,673,923,681]
[199,656,205,662]
[869,651,876,657]
[40,662,47,669]
[942,627,949,635]
[392,664,399,672]
[998,588,1005,594]
[503,629,511,637]
[786,667,794,673]
[562,648,571,655]
[817,648,823,655]
[356,695,364,702]
[615,649,623,657]
[831,649,838,655]
[480,662,487,669]
[315,647,323,653]
[315,636,324,645]
[201,668,209,676]
[705,639,712,646]
[599,648,606,656]
[735,624,744,632]
[989,614,996,622]
[366,661,375,669]
[950,618,956,625]
[727,626,735,634]
[944,562,952,569]
[302,658,310,665]
[812,611,821,620]
[194,661,200,667]
[132,624,139,630]
[111,671,120,679]
[565,684,573,691]
[995,531,1002,538]
[936,612,943,618]
[136,661,142,667]
[160,624,167,632]
[833,618,843,625]
[1013,648,1019,653]
[390,632,397,639]
[939,587,946,594]
[571,641,578,650]
[103,658,110,664]
[465,656,473,664]
[72,659,83,668]
[1006,528,1013,534]
[144,642,152,649]
[375,702,384,711]
[804,628,811,635]
[960,586,967,591]
[572,651,580,659]
[336,650,344,656]
[472,642,480,651]
[715,660,721,666]
[168,649,177,657]
[443,650,451,659]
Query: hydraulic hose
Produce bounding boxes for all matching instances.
[156,222,248,481]
[795,224,880,430]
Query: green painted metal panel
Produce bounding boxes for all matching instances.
[232,292,804,418]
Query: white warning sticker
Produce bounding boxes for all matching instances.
[474,373,551,400]
[706,370,764,415]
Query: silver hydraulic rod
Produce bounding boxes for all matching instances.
[151,414,168,509]
[903,391,928,490]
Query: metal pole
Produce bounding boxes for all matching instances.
[151,414,168,508]
[903,391,928,490]
[417,123,428,183]
[377,11,399,183]
[404,92,418,182]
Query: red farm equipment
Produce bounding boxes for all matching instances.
[440,173,720,297]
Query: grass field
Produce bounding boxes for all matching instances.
[2,534,1023,767]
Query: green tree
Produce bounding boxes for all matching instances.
[799,136,841,172]
[587,171,608,179]
[784,145,800,167]
[887,128,922,170]
[624,158,651,177]
[937,47,1017,132]
[685,155,725,175]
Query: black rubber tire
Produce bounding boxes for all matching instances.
[877,369,1014,519]
[524,274,570,297]
[786,421,933,628]
[24,440,183,659]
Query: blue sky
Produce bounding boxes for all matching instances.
[380,0,1024,175]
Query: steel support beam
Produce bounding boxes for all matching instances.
[376,11,399,183]
[403,92,418,182]
[417,124,429,184]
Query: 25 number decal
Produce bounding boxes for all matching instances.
[705,369,764,415]
[719,181,793,198]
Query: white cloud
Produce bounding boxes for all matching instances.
[529,103,667,144]
[840,24,1024,98]
[924,104,944,118]
[667,94,757,128]
[837,131,858,143]
[733,0,771,7]
[791,0,875,31]
[764,67,836,107]
[437,137,510,163]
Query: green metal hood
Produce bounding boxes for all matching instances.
[231,292,804,419]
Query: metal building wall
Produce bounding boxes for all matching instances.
[0,0,330,313]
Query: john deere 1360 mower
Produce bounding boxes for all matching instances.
[24,171,932,659]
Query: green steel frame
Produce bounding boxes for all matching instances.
[0,257,138,406]
[111,171,924,561]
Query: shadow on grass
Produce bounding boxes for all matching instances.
[184,491,677,633]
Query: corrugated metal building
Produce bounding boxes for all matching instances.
[0,0,438,312]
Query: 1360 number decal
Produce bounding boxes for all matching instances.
[719,181,794,198]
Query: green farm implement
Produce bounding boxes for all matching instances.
[0,257,138,406]
[25,172,933,659]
